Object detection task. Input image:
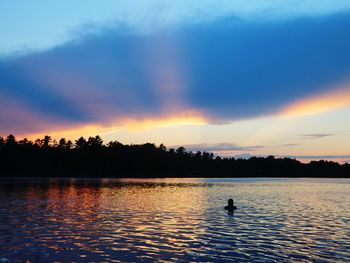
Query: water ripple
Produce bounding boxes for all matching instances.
[0,178,349,262]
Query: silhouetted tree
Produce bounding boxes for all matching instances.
[176,147,186,155]
[57,138,73,149]
[43,136,52,148]
[194,151,202,160]
[75,137,87,149]
[203,151,211,160]
[58,138,67,149]
[35,138,44,148]
[215,156,222,161]
[18,138,32,146]
[87,136,103,147]
[52,139,58,148]
[0,136,5,148]
[0,134,349,178]
[66,140,73,149]
[5,134,17,148]
[107,140,123,148]
[158,144,166,151]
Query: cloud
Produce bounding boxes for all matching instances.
[172,143,264,153]
[1,11,350,135]
[301,133,335,139]
[0,61,87,122]
[282,86,350,116]
[2,0,350,55]
[185,12,350,121]
[282,143,300,147]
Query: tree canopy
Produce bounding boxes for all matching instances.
[0,134,349,178]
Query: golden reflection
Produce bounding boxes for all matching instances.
[98,179,209,255]
[23,178,210,260]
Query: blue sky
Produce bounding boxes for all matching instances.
[1,1,350,161]
[2,0,350,54]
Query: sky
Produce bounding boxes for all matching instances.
[1,0,350,162]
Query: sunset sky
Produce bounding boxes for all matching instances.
[1,1,350,162]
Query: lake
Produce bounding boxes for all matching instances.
[0,178,350,262]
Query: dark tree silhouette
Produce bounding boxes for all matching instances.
[75,137,87,149]
[58,138,67,149]
[0,134,349,178]
[5,134,17,148]
[19,138,32,146]
[43,136,52,148]
[0,136,5,148]
[87,135,103,147]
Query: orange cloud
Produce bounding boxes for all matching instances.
[281,87,350,117]
[23,109,207,141]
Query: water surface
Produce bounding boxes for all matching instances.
[0,178,350,262]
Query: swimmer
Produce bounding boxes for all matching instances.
[224,198,237,211]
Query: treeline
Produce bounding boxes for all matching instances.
[0,134,349,177]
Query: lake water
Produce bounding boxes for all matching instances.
[0,178,350,262]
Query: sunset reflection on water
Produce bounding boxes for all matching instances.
[0,178,350,262]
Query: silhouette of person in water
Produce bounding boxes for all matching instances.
[225,198,237,212]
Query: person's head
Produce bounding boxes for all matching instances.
[228,198,234,206]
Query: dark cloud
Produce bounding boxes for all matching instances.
[184,12,350,120]
[0,62,87,122]
[1,12,350,133]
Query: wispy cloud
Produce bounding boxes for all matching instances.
[172,143,264,152]
[282,143,300,147]
[301,133,335,139]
